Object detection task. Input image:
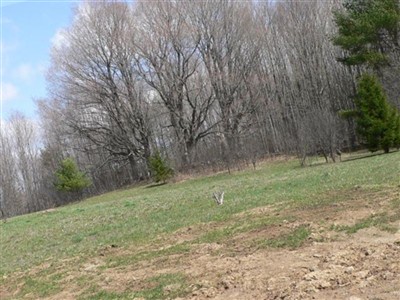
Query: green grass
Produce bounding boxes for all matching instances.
[105,242,192,269]
[79,273,188,300]
[331,212,400,234]
[195,214,288,244]
[391,196,400,210]
[1,151,399,298]
[133,273,188,300]
[256,225,311,249]
[17,276,61,298]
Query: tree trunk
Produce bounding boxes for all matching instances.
[128,154,138,181]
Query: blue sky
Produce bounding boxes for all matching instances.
[1,0,76,120]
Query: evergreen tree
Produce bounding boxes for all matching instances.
[149,152,174,183]
[333,0,400,69]
[391,107,400,149]
[354,74,399,152]
[54,158,91,192]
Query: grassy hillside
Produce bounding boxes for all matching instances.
[1,151,399,299]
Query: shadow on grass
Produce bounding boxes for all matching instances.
[298,149,399,168]
[341,150,399,163]
[145,182,168,189]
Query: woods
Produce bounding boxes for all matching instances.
[1,0,399,218]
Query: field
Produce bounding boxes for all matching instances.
[1,151,399,300]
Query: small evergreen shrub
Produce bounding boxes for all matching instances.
[353,74,399,153]
[391,108,400,149]
[54,158,91,192]
[149,152,173,183]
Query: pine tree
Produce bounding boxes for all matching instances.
[54,158,91,192]
[354,74,398,152]
[148,152,173,183]
[391,107,400,149]
[333,0,400,69]
[334,0,400,152]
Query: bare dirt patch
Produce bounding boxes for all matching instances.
[171,226,399,300]
[89,225,399,300]
[3,188,399,299]
[76,192,400,299]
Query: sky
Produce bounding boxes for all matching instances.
[1,0,76,121]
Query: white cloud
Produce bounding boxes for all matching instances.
[51,28,68,49]
[12,63,34,81]
[0,40,17,54]
[1,1,27,8]
[1,82,19,102]
[11,62,47,82]
[37,62,47,73]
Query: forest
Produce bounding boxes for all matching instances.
[1,0,399,218]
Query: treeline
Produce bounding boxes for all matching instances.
[1,0,399,218]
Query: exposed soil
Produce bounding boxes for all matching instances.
[183,227,400,300]
[94,226,400,300]
[2,190,399,300]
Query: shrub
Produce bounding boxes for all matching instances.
[353,74,399,153]
[54,158,91,192]
[391,108,400,149]
[149,152,173,183]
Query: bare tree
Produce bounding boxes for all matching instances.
[134,0,217,167]
[2,0,375,218]
[0,113,47,216]
[47,1,152,178]
[254,0,355,158]
[187,0,262,160]
[297,108,342,166]
[0,120,21,217]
